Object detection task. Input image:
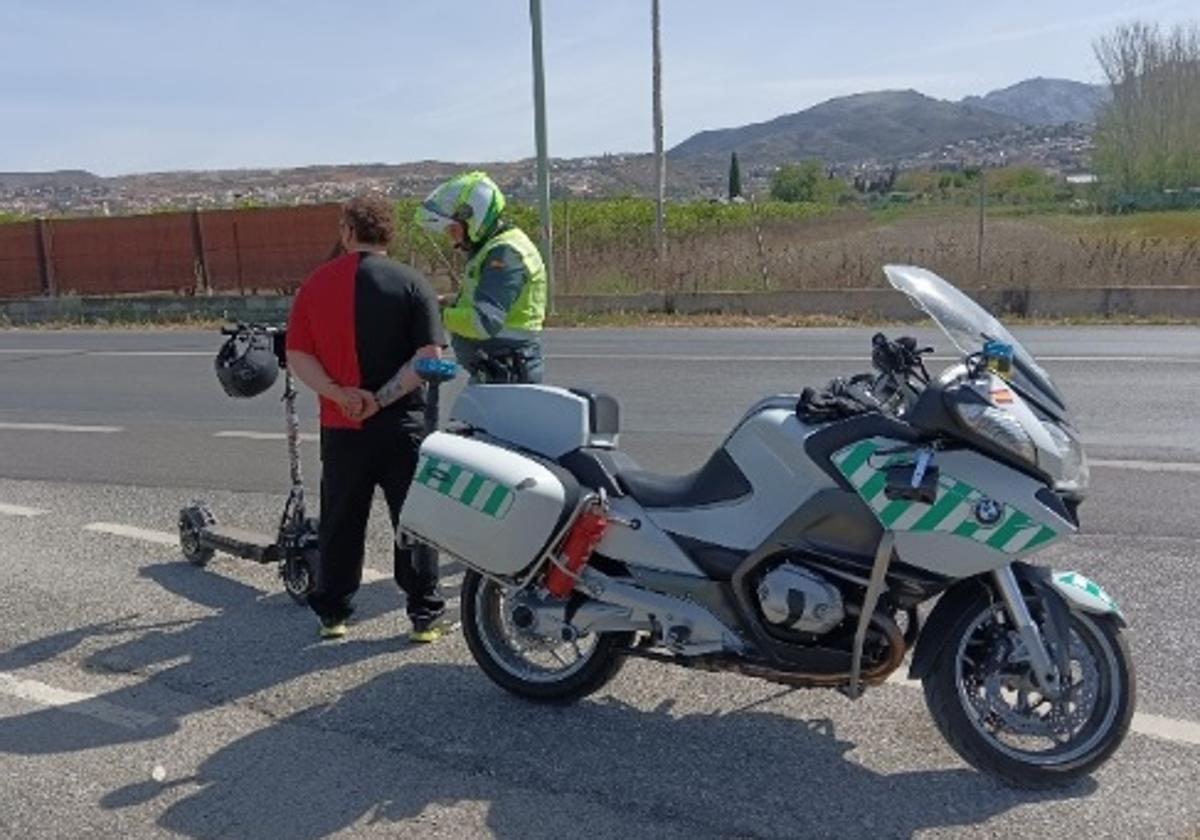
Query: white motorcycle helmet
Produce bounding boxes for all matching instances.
[415,171,506,246]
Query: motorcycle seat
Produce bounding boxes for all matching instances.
[616,449,753,510]
[559,446,753,510]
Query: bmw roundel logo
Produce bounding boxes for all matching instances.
[974,498,1003,526]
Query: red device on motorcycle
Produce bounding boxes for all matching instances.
[544,506,609,599]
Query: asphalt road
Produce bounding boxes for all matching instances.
[1,325,1198,839]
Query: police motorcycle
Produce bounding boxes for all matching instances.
[399,265,1133,788]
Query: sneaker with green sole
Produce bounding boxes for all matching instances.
[319,620,348,640]
[409,622,442,644]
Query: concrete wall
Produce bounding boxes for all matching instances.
[3,286,1199,325]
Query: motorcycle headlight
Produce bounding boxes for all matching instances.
[1043,421,1089,496]
[952,402,1037,465]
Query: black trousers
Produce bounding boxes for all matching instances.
[309,412,443,624]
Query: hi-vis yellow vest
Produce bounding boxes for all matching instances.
[443,227,547,340]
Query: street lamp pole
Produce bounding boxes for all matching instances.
[529,0,555,312]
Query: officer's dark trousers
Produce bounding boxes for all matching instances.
[309,414,444,625]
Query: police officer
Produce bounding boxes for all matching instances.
[416,172,547,383]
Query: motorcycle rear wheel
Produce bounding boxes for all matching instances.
[461,570,630,704]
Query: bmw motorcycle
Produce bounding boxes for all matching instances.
[399,265,1133,788]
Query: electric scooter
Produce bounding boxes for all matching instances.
[178,323,319,602]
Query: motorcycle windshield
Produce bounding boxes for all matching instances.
[883,265,1069,418]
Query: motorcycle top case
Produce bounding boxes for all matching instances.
[399,432,571,576]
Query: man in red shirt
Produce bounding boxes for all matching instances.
[286,196,445,641]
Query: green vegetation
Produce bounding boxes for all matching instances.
[728,152,742,200]
[391,195,835,260]
[770,160,851,205]
[1045,209,1200,241]
[892,166,1071,208]
[1093,21,1200,205]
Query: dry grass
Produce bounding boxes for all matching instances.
[547,310,1200,329]
[547,208,1200,294]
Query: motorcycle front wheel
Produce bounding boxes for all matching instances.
[460,570,630,704]
[923,590,1134,788]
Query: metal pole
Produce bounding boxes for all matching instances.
[977,169,986,282]
[652,0,666,266]
[190,208,210,295]
[529,0,555,312]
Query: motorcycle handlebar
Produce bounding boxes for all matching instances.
[221,322,285,337]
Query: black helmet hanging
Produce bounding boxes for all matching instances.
[215,328,279,398]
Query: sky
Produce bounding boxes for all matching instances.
[1,0,1195,176]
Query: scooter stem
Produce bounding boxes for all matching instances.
[283,369,303,489]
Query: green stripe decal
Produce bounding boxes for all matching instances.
[481,484,512,517]
[952,519,981,538]
[1022,527,1058,551]
[414,455,514,520]
[417,457,440,486]
[858,468,890,504]
[437,464,463,495]
[912,481,970,531]
[836,441,875,479]
[984,509,1031,549]
[878,499,913,527]
[459,474,486,507]
[832,439,1058,555]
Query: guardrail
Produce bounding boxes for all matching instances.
[3,287,1198,325]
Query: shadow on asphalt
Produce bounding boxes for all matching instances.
[0,559,1092,838]
[0,558,461,754]
[99,661,1095,839]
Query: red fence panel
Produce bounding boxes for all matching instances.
[0,222,42,299]
[50,213,196,295]
[202,204,341,293]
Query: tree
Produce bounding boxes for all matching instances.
[770,160,822,203]
[1094,21,1200,195]
[728,152,742,200]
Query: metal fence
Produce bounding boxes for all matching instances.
[0,204,342,299]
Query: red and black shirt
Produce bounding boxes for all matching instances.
[286,252,442,429]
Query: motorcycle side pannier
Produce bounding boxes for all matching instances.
[399,432,574,576]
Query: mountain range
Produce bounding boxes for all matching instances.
[0,77,1108,211]
[668,78,1107,167]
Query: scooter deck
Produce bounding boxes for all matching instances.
[199,525,278,563]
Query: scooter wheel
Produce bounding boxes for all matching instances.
[282,548,318,604]
[179,504,216,567]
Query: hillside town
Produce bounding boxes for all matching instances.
[1,125,1096,218]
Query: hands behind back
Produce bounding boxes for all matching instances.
[332,386,380,422]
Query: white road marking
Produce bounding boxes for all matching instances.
[885,671,1200,747]
[89,351,211,357]
[214,431,319,442]
[84,522,179,546]
[0,503,49,517]
[545,353,1200,364]
[1091,459,1200,474]
[0,349,208,357]
[0,422,124,434]
[1132,713,1200,747]
[1039,356,1200,364]
[0,672,158,730]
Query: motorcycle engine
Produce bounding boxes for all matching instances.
[756,563,845,635]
